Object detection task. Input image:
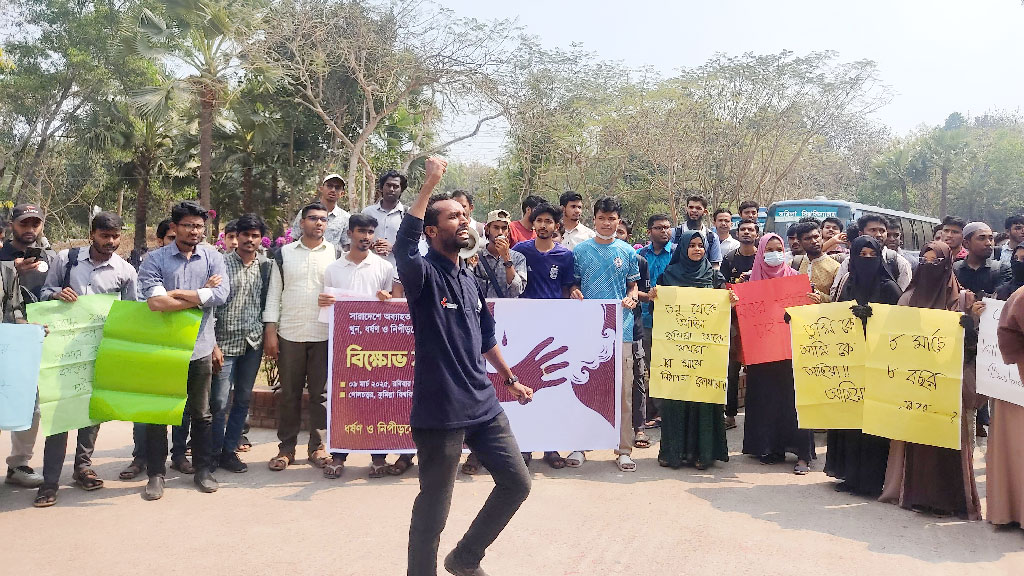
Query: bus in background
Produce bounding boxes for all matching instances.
[764,197,939,252]
[731,207,768,232]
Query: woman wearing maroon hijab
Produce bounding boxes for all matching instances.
[879,241,982,520]
[741,233,815,474]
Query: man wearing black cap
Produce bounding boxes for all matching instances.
[0,203,57,489]
[0,203,58,301]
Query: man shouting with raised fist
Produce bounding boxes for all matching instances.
[396,156,534,576]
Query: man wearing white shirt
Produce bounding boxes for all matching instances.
[265,202,338,473]
[291,173,351,250]
[559,191,595,250]
[319,213,409,479]
[362,170,407,267]
[714,208,740,258]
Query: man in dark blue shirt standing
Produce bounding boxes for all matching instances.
[396,157,533,576]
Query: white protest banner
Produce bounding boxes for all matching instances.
[327,298,622,453]
[977,298,1024,407]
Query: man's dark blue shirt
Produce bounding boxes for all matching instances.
[395,215,501,429]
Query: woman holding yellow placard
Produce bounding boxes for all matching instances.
[879,241,982,520]
[650,230,736,470]
[825,236,901,496]
[741,233,816,475]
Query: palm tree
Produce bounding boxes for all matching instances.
[216,98,282,212]
[125,0,265,209]
[925,125,968,218]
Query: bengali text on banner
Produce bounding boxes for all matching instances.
[729,275,812,365]
[862,303,964,450]
[327,298,622,453]
[786,302,865,429]
[649,286,731,404]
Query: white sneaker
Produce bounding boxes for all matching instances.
[6,466,44,488]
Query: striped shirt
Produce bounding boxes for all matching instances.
[215,252,267,356]
[263,239,336,342]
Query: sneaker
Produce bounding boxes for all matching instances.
[6,466,44,488]
[220,453,248,473]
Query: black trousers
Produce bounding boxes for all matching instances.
[727,359,742,418]
[41,425,100,489]
[146,356,213,477]
[408,412,531,575]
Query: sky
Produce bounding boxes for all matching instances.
[435,0,1024,165]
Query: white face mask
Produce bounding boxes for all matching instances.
[763,251,786,267]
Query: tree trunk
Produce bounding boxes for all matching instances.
[199,85,215,210]
[116,186,124,216]
[243,163,254,212]
[134,167,150,254]
[939,166,949,218]
[15,134,50,203]
[346,130,373,212]
[900,181,909,213]
[270,167,282,237]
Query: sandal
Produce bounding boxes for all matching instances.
[565,451,586,468]
[644,417,661,429]
[794,462,810,475]
[634,431,651,449]
[170,458,195,475]
[308,446,331,469]
[616,454,637,472]
[387,456,415,476]
[268,452,295,472]
[695,461,708,471]
[119,460,146,481]
[73,469,104,491]
[237,435,252,452]
[461,454,481,475]
[323,457,345,479]
[369,460,389,479]
[33,487,57,508]
[542,451,566,469]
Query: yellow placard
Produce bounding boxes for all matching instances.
[862,304,964,450]
[649,286,731,404]
[786,302,865,429]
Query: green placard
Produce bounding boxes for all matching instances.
[28,294,117,436]
[90,301,202,425]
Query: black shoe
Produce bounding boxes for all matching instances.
[443,551,489,576]
[194,469,219,493]
[170,457,195,475]
[143,476,165,501]
[220,453,248,473]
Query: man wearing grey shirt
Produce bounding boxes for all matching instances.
[471,209,527,298]
[34,212,139,507]
[137,201,229,500]
[291,173,351,250]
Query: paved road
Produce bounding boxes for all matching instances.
[1,419,1022,575]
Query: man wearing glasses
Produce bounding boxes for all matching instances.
[137,201,230,500]
[637,214,675,428]
[291,173,352,250]
[264,203,338,473]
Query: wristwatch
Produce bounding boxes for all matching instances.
[504,375,519,387]
[502,260,514,267]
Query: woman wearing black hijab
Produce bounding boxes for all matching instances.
[649,230,734,469]
[824,236,901,496]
